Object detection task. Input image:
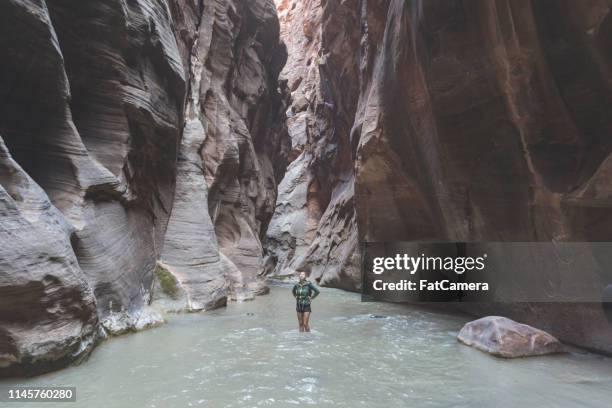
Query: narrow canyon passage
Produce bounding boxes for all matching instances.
[1,0,612,387]
[2,285,612,408]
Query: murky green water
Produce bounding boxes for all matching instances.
[2,283,612,407]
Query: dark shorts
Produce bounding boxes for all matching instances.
[296,303,311,313]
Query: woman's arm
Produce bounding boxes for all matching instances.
[292,284,297,298]
[309,282,320,300]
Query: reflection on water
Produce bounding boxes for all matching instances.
[2,283,612,407]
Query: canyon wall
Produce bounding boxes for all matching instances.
[0,0,286,376]
[158,0,288,311]
[2,0,612,376]
[266,0,361,290]
[268,0,612,352]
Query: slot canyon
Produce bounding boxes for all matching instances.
[1,0,612,381]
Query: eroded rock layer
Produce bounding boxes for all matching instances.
[268,0,612,352]
[266,0,361,290]
[0,0,286,376]
[159,0,288,310]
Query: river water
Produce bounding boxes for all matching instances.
[2,283,612,407]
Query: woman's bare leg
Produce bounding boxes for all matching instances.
[303,312,311,332]
[297,312,304,332]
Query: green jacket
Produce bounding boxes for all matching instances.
[292,280,320,306]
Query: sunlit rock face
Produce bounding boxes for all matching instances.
[160,0,289,310]
[266,0,361,290]
[0,0,286,375]
[269,0,612,351]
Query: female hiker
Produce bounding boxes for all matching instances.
[292,271,320,332]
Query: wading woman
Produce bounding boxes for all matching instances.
[292,271,320,332]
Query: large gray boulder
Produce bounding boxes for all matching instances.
[458,316,565,358]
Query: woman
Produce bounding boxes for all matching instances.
[292,271,320,332]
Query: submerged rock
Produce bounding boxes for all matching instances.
[101,307,165,337]
[458,316,565,358]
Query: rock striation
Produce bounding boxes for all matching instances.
[268,0,612,352]
[266,0,361,290]
[0,136,99,376]
[2,0,612,376]
[159,0,288,310]
[0,0,287,376]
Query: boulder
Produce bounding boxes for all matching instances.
[458,316,565,358]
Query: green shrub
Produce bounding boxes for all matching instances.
[155,263,180,299]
